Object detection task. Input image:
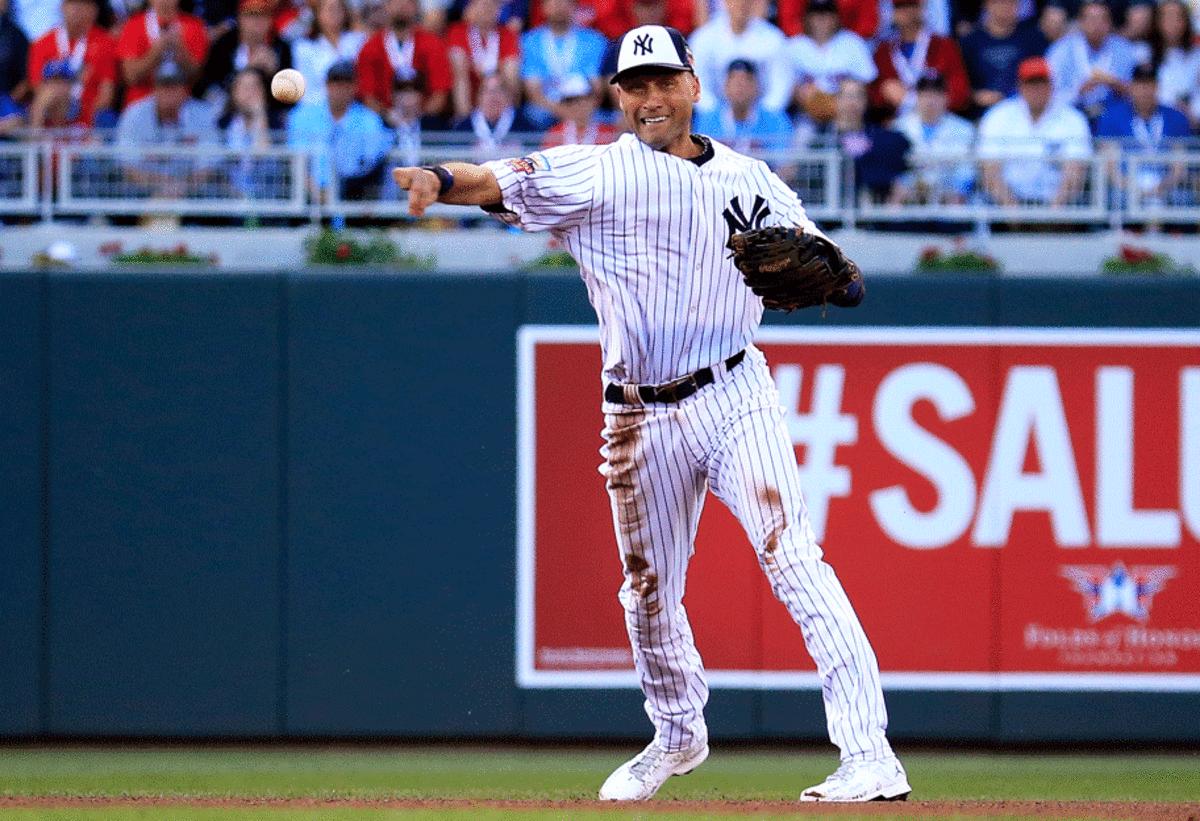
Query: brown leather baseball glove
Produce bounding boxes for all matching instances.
[727,226,864,312]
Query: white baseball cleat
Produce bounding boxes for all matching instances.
[800,757,912,802]
[598,737,709,801]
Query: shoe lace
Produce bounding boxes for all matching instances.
[629,744,668,781]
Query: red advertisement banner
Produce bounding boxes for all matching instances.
[516,327,1200,691]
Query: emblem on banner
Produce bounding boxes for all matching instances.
[1060,563,1176,623]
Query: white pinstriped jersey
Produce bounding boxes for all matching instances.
[484,133,826,386]
[486,130,896,767]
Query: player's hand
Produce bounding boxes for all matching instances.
[392,166,439,217]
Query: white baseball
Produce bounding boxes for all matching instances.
[271,68,306,104]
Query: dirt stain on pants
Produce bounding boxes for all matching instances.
[759,486,787,578]
[602,413,660,616]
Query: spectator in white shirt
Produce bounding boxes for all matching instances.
[1149,0,1200,127]
[894,68,975,203]
[689,0,792,112]
[291,0,367,106]
[1046,0,1142,120]
[789,0,875,125]
[978,56,1093,207]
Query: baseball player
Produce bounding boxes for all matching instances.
[392,24,910,804]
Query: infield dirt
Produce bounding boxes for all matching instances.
[2,795,1198,819]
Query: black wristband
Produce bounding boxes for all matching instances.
[421,165,454,196]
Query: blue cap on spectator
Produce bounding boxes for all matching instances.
[326,59,357,83]
[155,60,189,85]
[726,58,757,76]
[1131,62,1157,82]
[42,58,77,81]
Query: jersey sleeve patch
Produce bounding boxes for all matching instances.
[505,154,549,174]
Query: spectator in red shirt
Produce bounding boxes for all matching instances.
[776,0,878,39]
[870,0,968,118]
[524,0,698,37]
[356,0,451,116]
[541,72,617,145]
[116,0,208,108]
[446,0,519,119]
[627,0,687,32]
[27,0,117,125]
[594,0,700,38]
[275,0,318,43]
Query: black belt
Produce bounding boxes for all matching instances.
[605,350,746,405]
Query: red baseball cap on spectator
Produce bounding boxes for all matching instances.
[1017,56,1051,82]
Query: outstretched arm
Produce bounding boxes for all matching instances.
[392,162,503,216]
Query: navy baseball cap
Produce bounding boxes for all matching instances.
[326,59,356,83]
[1131,62,1157,82]
[915,68,945,91]
[610,25,693,84]
[726,58,757,76]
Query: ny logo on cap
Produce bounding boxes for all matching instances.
[633,33,654,55]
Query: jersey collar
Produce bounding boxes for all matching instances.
[688,134,715,167]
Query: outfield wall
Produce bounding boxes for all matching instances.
[1,269,1197,743]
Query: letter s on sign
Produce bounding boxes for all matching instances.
[869,363,977,549]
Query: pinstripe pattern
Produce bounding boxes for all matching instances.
[485,134,829,385]
[488,136,892,763]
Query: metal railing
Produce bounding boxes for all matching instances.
[3,136,1200,227]
[856,151,1110,224]
[54,144,310,217]
[0,143,39,215]
[1119,147,1200,222]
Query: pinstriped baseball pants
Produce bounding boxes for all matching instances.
[599,345,894,762]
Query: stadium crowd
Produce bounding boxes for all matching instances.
[0,0,1198,205]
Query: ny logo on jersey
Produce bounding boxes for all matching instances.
[723,195,771,237]
[633,33,654,55]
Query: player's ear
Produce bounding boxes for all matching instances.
[689,72,701,103]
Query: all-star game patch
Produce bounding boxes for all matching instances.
[506,155,547,174]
